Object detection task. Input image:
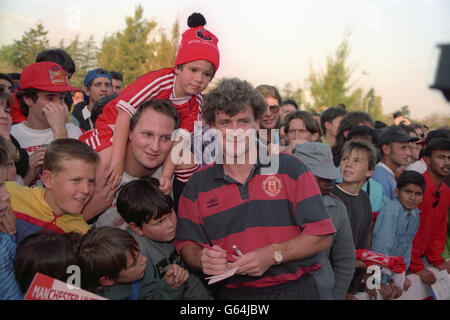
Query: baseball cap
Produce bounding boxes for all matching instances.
[83,68,112,87]
[174,13,220,73]
[378,126,419,146]
[292,142,341,180]
[20,61,79,92]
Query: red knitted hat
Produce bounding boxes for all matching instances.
[174,13,220,73]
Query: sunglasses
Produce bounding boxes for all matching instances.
[432,190,440,208]
[268,105,280,114]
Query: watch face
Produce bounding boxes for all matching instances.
[274,251,283,263]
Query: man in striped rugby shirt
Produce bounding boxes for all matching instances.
[175,78,335,300]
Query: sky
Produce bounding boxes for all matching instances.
[1,0,450,121]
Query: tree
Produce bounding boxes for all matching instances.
[11,22,49,69]
[281,82,303,108]
[306,31,379,113]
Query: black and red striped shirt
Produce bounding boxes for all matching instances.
[175,152,336,288]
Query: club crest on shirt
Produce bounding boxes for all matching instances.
[262,175,282,197]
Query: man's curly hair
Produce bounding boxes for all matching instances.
[202,78,267,126]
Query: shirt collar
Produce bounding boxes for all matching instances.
[378,162,395,177]
[81,105,91,120]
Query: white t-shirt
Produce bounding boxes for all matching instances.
[94,167,162,230]
[406,158,427,174]
[10,122,83,155]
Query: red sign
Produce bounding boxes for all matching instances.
[24,273,106,300]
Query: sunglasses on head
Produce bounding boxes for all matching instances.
[432,190,440,208]
[268,105,280,113]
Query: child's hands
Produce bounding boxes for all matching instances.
[164,264,189,288]
[159,175,173,195]
[380,283,393,300]
[106,158,123,189]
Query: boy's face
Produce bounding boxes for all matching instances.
[42,159,96,216]
[286,118,318,143]
[115,250,147,284]
[24,91,65,126]
[260,96,280,130]
[174,60,213,98]
[135,209,177,242]
[340,149,373,184]
[425,149,450,179]
[85,77,112,106]
[384,142,411,167]
[395,184,423,210]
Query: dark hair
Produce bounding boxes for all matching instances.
[0,135,10,168]
[374,120,388,129]
[0,91,11,112]
[332,111,374,161]
[15,88,39,116]
[36,49,76,75]
[91,94,117,126]
[117,176,173,228]
[320,107,347,134]
[14,231,82,293]
[424,129,450,146]
[109,71,123,82]
[130,99,180,131]
[8,73,20,81]
[393,112,402,119]
[341,139,377,171]
[77,227,140,292]
[284,110,319,135]
[203,78,267,125]
[282,99,298,110]
[347,125,378,146]
[0,73,14,87]
[43,138,99,174]
[423,137,450,158]
[397,170,426,192]
[336,103,346,110]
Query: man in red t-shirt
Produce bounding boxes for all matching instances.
[409,137,450,286]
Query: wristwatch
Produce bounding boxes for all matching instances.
[272,243,283,265]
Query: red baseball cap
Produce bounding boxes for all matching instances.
[20,61,79,92]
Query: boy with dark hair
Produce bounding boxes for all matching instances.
[116,176,213,299]
[14,231,81,295]
[371,170,425,299]
[283,110,320,152]
[320,107,347,147]
[0,73,14,94]
[77,226,188,300]
[280,98,298,121]
[331,139,377,298]
[11,48,77,124]
[12,61,82,187]
[409,137,450,285]
[6,138,99,244]
[109,71,123,95]
[71,68,113,131]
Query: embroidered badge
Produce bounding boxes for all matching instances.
[48,66,65,86]
[262,175,282,197]
[196,28,213,41]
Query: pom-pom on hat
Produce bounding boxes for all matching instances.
[174,13,220,73]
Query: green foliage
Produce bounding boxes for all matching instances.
[281,82,303,108]
[11,22,49,69]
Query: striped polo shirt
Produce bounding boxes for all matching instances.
[175,152,336,288]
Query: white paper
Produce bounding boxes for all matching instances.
[431,270,450,300]
[205,267,239,285]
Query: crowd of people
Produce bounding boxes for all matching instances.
[0,12,449,301]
